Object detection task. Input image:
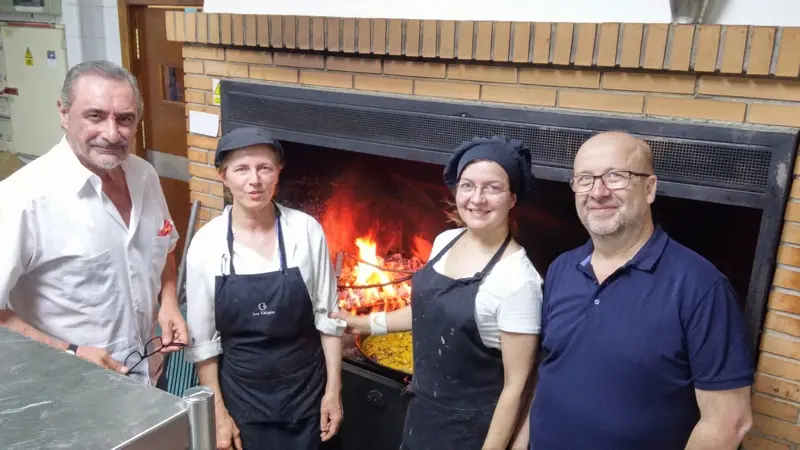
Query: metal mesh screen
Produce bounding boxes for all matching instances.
[163,304,198,396]
[226,92,772,193]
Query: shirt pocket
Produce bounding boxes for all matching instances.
[60,249,120,308]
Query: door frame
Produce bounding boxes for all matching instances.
[117,0,203,158]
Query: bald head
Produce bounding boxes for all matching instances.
[571,130,658,239]
[575,131,654,174]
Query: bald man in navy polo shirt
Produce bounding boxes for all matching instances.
[529,131,754,450]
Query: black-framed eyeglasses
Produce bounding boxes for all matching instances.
[124,336,186,375]
[568,170,652,193]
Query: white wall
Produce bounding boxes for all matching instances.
[202,0,800,27]
[0,0,122,69]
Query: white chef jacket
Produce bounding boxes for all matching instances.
[184,203,346,363]
[430,228,543,349]
[0,136,179,386]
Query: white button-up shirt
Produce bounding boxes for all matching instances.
[184,203,345,363]
[0,136,179,385]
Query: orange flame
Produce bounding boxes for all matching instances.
[353,235,397,297]
[337,233,421,316]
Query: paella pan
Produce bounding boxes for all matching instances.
[356,331,414,376]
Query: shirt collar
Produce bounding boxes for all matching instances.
[577,224,669,273]
[54,135,142,194]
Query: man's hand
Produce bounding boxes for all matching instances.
[157,303,189,353]
[216,405,242,450]
[75,345,129,375]
[320,390,343,442]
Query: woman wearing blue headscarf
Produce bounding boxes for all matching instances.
[333,136,543,450]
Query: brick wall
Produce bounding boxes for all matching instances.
[168,12,800,449]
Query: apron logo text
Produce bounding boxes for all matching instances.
[253,302,275,316]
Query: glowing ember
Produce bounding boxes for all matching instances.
[337,233,426,315]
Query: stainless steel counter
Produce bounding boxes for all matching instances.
[0,328,190,449]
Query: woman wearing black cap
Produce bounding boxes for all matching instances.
[333,136,542,449]
[184,127,347,450]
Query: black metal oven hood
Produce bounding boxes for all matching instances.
[219,80,799,355]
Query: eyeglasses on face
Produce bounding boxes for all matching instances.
[568,170,652,193]
[456,181,510,197]
[124,336,186,375]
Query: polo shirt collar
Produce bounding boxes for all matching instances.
[577,224,669,274]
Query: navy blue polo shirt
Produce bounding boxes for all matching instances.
[529,226,754,450]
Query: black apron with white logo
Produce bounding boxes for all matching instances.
[215,205,325,450]
[401,230,511,450]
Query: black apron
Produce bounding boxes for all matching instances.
[215,205,326,450]
[401,230,511,450]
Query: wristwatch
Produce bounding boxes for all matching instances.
[66,343,78,356]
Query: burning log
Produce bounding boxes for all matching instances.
[336,236,426,315]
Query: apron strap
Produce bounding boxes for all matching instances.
[225,203,286,276]
[426,229,468,267]
[226,208,236,276]
[475,232,513,279]
[275,205,288,275]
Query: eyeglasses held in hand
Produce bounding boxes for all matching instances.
[124,336,186,375]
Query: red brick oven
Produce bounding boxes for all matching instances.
[167,11,800,449]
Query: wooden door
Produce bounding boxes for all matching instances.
[131,5,190,264]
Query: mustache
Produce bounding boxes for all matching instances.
[89,139,128,150]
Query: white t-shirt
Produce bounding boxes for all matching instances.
[429,229,543,349]
[0,136,179,386]
[184,204,346,363]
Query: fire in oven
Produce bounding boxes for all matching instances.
[335,235,421,375]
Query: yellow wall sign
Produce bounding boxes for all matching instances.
[24,47,33,66]
[211,78,222,106]
[212,78,221,106]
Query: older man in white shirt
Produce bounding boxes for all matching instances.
[0,60,188,387]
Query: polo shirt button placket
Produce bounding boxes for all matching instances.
[584,286,602,322]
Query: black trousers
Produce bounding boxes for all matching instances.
[155,366,169,392]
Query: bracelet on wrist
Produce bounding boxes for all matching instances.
[369,312,388,336]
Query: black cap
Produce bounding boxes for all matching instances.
[443,136,536,200]
[214,127,284,168]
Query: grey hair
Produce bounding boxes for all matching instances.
[59,60,144,116]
